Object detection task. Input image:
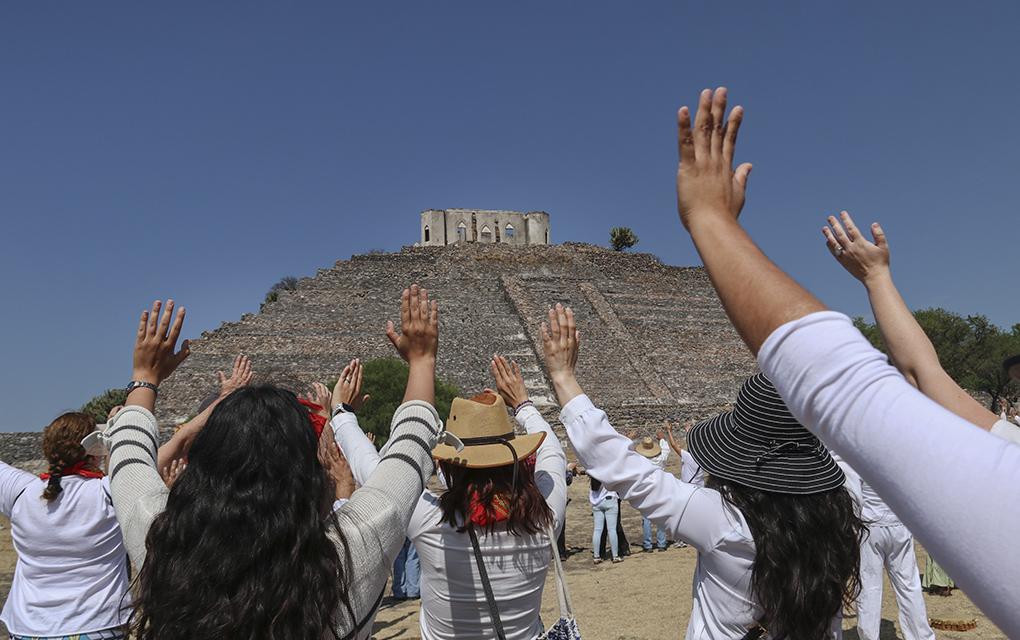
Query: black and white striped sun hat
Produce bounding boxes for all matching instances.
[686,373,845,495]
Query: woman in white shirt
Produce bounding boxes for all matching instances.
[335,355,568,640]
[0,412,130,640]
[540,304,865,639]
[672,87,1020,635]
[588,476,620,563]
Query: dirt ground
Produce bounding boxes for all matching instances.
[0,457,1005,639]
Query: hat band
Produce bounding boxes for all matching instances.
[754,440,824,468]
[456,433,520,492]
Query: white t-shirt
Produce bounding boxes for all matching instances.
[588,484,618,506]
[679,449,706,487]
[0,463,131,636]
[562,395,846,640]
[759,311,1020,637]
[336,405,568,640]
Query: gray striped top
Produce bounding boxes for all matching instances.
[104,400,440,639]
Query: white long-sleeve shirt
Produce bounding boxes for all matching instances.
[758,311,1020,637]
[0,465,130,637]
[334,405,568,640]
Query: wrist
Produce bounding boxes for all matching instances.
[861,268,893,289]
[684,208,740,234]
[407,355,437,368]
[131,371,160,386]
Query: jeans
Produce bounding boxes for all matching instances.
[642,516,667,550]
[592,497,620,559]
[392,538,421,598]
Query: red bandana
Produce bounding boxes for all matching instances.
[298,398,327,438]
[39,461,104,480]
[468,491,512,527]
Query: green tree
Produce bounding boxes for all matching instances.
[263,276,300,307]
[328,358,459,446]
[854,308,1020,408]
[609,227,639,252]
[80,388,128,423]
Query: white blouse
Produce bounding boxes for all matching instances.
[0,464,130,637]
[561,395,846,639]
[335,405,568,640]
[758,311,1020,637]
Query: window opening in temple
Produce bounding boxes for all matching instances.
[505,224,515,239]
[457,221,467,242]
[424,225,430,242]
[481,225,492,243]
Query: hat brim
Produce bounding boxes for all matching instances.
[636,444,662,459]
[686,411,845,495]
[433,432,546,469]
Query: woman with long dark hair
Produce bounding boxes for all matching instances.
[542,304,864,639]
[336,355,567,640]
[104,287,446,640]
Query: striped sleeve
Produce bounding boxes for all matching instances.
[104,406,169,568]
[330,400,439,638]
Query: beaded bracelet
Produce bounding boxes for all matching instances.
[513,400,534,415]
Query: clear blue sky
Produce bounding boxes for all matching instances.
[1,2,1017,431]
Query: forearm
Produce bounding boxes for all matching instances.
[156,397,221,469]
[332,413,382,487]
[688,214,825,355]
[104,406,170,567]
[864,273,997,429]
[550,372,584,407]
[403,358,436,405]
[517,407,568,523]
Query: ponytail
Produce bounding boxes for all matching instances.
[42,460,66,501]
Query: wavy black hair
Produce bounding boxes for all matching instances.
[707,476,865,640]
[130,385,351,640]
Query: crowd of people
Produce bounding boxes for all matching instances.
[0,87,1018,640]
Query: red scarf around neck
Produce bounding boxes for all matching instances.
[39,461,104,480]
[468,491,512,527]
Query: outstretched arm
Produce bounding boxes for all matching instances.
[674,87,1020,635]
[156,354,254,470]
[676,89,825,353]
[386,285,439,406]
[822,212,997,430]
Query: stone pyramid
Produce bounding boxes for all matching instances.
[158,242,755,433]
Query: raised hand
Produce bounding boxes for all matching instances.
[218,355,254,398]
[387,285,439,405]
[542,303,583,406]
[161,458,186,489]
[491,355,529,409]
[331,359,371,411]
[822,211,890,285]
[133,299,190,386]
[386,285,439,365]
[676,87,753,230]
[318,423,357,501]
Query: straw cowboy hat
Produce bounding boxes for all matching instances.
[635,436,662,459]
[686,373,845,495]
[432,392,545,468]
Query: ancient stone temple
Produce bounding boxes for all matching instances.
[419,209,550,247]
[157,242,755,432]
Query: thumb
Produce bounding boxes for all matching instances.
[871,222,888,248]
[361,394,371,405]
[217,371,226,385]
[734,163,753,190]
[385,321,400,348]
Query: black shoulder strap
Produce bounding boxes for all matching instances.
[338,586,385,640]
[740,617,772,640]
[467,525,508,640]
